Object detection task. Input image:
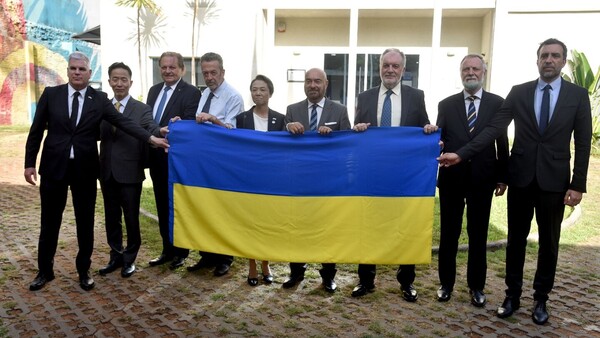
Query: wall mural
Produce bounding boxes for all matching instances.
[0,0,100,125]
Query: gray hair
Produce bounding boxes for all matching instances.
[68,52,90,68]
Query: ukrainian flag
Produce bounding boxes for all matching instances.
[168,121,439,264]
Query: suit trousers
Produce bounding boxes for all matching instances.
[149,151,189,259]
[505,181,565,302]
[438,184,494,291]
[290,262,336,277]
[198,251,234,266]
[358,264,415,287]
[38,159,96,276]
[100,176,142,264]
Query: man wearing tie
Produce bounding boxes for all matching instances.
[146,52,201,270]
[25,52,168,291]
[282,67,351,293]
[352,48,432,302]
[435,54,509,307]
[186,52,244,276]
[438,38,592,325]
[98,62,160,278]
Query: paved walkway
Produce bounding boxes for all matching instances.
[1,129,599,337]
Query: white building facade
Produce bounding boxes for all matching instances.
[100,0,600,123]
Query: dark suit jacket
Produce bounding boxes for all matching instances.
[437,91,509,189]
[355,85,430,127]
[99,98,157,184]
[285,98,351,130]
[25,84,152,181]
[146,79,201,126]
[146,79,201,166]
[236,107,286,131]
[457,79,592,193]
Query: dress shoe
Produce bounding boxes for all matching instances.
[79,272,95,291]
[532,300,549,325]
[497,296,520,318]
[262,274,274,284]
[470,289,487,307]
[282,274,304,288]
[213,264,230,277]
[169,256,185,270]
[322,278,337,293]
[351,284,375,297]
[186,258,215,272]
[437,286,452,302]
[121,263,136,278]
[148,254,172,266]
[247,276,259,286]
[401,284,418,302]
[99,259,123,275]
[29,272,55,291]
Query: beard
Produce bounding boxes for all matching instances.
[463,79,483,91]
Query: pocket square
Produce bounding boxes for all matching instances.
[324,122,338,126]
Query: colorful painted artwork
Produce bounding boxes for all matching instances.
[0,0,100,125]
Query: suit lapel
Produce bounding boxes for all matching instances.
[453,93,471,135]
[78,86,95,130]
[551,79,569,129]
[123,99,134,118]
[524,81,538,130]
[161,81,184,123]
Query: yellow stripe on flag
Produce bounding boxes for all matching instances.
[173,184,433,264]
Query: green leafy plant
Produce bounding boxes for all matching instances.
[562,49,600,152]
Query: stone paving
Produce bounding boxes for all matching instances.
[1,129,599,337]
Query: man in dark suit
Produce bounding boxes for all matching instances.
[435,54,509,307]
[282,67,351,293]
[352,48,432,302]
[98,62,159,278]
[146,51,201,270]
[438,38,592,325]
[24,52,168,291]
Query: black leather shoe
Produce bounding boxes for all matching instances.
[282,274,304,288]
[401,284,418,302]
[149,254,172,266]
[470,289,487,307]
[213,264,230,277]
[497,296,520,318]
[169,256,185,270]
[79,272,95,291]
[262,274,274,284]
[247,276,259,286]
[351,284,375,297]
[186,258,215,272]
[29,272,55,291]
[121,263,136,278]
[437,286,452,302]
[322,278,337,293]
[532,300,549,325]
[99,259,123,275]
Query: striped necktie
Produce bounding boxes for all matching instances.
[310,104,318,131]
[467,96,477,133]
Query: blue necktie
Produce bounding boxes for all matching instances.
[467,96,477,133]
[539,84,551,134]
[309,104,318,131]
[381,89,392,127]
[202,92,214,113]
[154,86,171,124]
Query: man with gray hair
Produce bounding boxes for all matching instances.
[25,52,168,291]
[434,54,508,307]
